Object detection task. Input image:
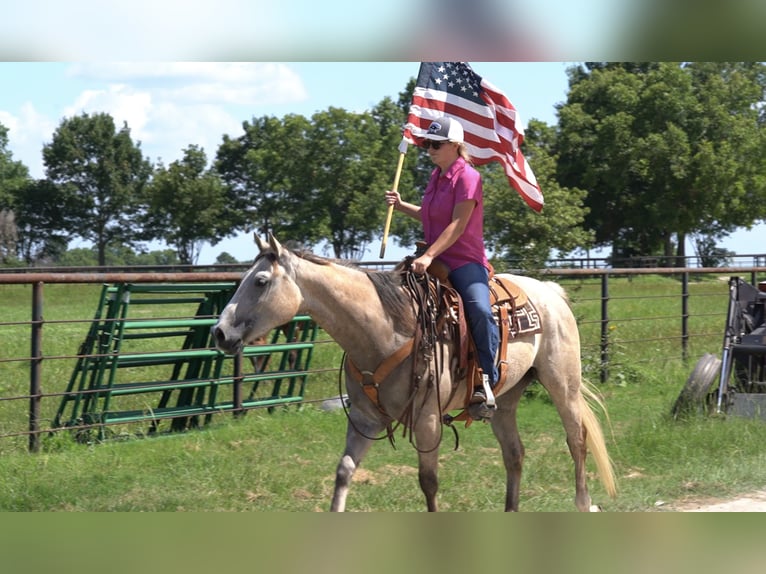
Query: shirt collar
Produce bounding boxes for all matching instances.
[439,156,466,181]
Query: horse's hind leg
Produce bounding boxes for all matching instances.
[539,373,593,512]
[491,378,531,511]
[330,417,384,512]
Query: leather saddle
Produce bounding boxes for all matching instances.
[397,253,533,406]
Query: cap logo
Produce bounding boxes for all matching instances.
[427,122,442,134]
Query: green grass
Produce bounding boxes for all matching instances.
[1,274,765,511]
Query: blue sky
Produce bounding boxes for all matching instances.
[1,61,575,263]
[1,60,763,262]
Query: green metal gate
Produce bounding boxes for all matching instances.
[53,282,317,440]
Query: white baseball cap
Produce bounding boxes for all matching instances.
[421,117,464,143]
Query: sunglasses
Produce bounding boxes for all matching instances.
[422,140,446,150]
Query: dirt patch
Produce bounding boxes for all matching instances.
[352,464,417,486]
[661,489,766,512]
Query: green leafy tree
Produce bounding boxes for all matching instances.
[557,62,766,265]
[56,247,98,267]
[0,123,30,263]
[42,112,153,265]
[215,114,312,240]
[12,178,76,264]
[57,246,180,267]
[214,251,239,264]
[484,119,593,271]
[307,106,401,258]
[144,145,226,264]
[383,78,441,252]
[216,106,404,259]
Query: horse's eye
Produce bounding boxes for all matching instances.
[253,272,269,287]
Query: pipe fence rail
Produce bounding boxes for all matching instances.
[2,266,765,453]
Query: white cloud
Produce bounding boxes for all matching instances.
[1,103,57,178]
[3,62,311,179]
[64,84,153,143]
[143,101,244,165]
[58,62,308,165]
[68,62,309,105]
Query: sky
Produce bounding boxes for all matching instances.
[2,1,765,264]
[1,61,579,263]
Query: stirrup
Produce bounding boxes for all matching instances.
[481,373,496,407]
[468,400,496,421]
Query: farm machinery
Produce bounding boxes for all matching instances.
[673,276,766,419]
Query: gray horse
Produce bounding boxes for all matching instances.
[212,233,616,511]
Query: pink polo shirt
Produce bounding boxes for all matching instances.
[420,157,489,272]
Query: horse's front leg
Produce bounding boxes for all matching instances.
[417,448,440,511]
[414,412,444,511]
[330,413,385,512]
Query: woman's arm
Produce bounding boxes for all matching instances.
[385,189,420,220]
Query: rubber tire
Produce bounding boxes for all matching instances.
[672,353,721,419]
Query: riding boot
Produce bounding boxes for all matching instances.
[469,373,496,421]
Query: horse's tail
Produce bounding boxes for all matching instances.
[580,381,618,499]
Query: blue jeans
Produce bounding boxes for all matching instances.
[449,263,499,386]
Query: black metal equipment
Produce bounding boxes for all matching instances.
[673,276,766,419]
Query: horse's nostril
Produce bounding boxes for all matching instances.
[213,326,225,344]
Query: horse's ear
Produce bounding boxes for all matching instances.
[254,233,268,252]
[267,232,284,257]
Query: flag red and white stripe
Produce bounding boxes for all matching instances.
[403,62,543,212]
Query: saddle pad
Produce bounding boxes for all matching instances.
[490,276,542,338]
[505,300,542,337]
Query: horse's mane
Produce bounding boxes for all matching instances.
[288,247,415,336]
[365,271,416,335]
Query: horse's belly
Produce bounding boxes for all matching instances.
[493,335,537,390]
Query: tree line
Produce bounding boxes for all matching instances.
[1,62,765,269]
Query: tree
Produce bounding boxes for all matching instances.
[12,178,76,264]
[215,114,313,240]
[380,79,434,252]
[216,106,404,259]
[556,62,766,264]
[0,123,30,263]
[215,252,239,265]
[307,106,401,258]
[42,112,153,265]
[483,119,593,271]
[57,246,180,267]
[144,145,227,264]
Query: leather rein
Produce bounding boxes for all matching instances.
[343,267,462,451]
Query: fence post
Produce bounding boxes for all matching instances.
[233,352,243,417]
[681,272,689,363]
[29,282,43,453]
[600,273,609,384]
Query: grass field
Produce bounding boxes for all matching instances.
[1,273,765,511]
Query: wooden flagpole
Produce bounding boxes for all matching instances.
[379,150,407,258]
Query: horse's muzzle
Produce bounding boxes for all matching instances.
[211,325,243,355]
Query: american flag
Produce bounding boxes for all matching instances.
[403,62,543,212]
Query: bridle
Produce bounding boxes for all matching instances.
[342,267,463,452]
